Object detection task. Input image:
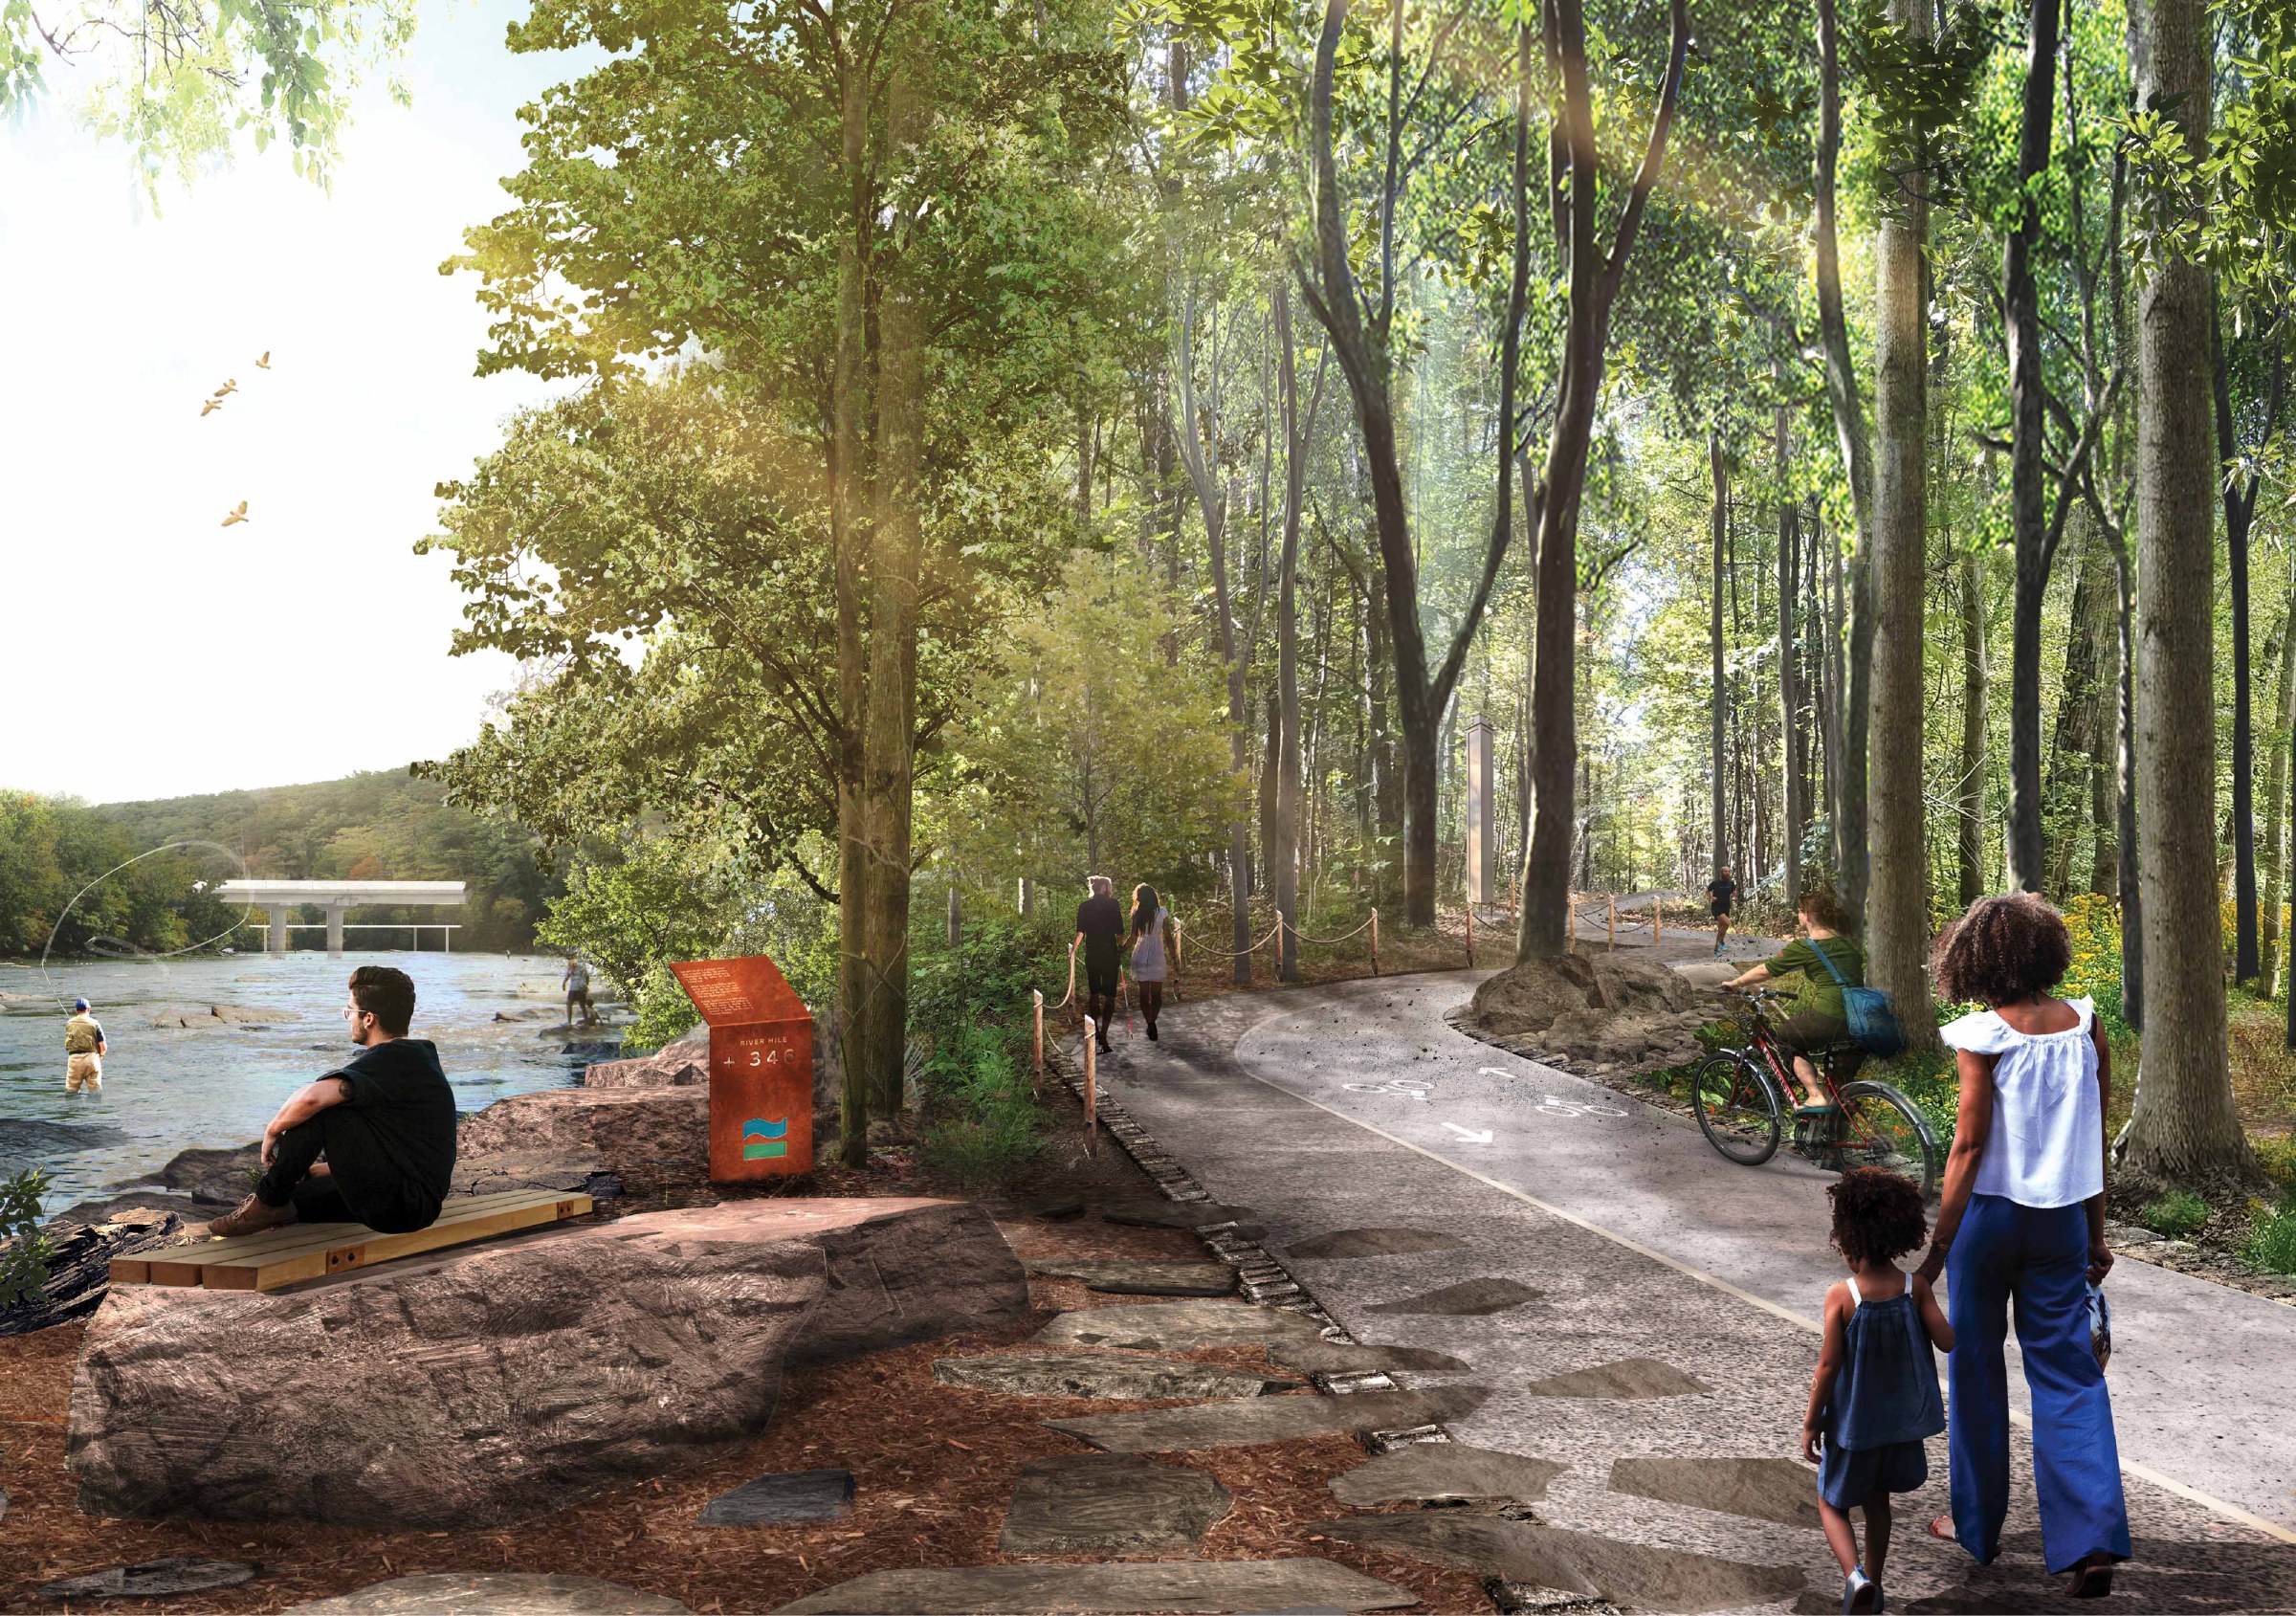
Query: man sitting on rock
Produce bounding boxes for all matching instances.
[206,965,457,1237]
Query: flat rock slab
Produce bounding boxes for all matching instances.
[454,1087,708,1196]
[1523,1357,1709,1400]
[71,1198,1022,1528]
[1045,1384,1489,1451]
[936,1351,1298,1401]
[698,1468,855,1525]
[998,1452,1231,1553]
[285,1574,693,1613]
[1607,1455,1822,1530]
[39,1558,259,1600]
[1330,1443,1566,1506]
[1314,1514,1804,1614]
[1365,1276,1540,1316]
[1035,1298,1329,1354]
[1098,1198,1263,1231]
[773,1559,1418,1613]
[1270,1339,1472,1375]
[1025,1258,1236,1295]
[1286,1227,1470,1259]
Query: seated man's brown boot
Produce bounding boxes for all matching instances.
[204,1192,298,1239]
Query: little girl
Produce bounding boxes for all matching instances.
[1802,1167,1954,1614]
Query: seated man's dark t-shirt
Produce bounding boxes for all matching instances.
[1076,895,1124,989]
[322,1038,457,1232]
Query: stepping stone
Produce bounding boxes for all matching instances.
[1025,1258,1236,1295]
[1098,1199,1263,1232]
[1330,1443,1566,1506]
[998,1452,1232,1553]
[286,1574,693,1613]
[1286,1227,1471,1259]
[1045,1384,1489,1451]
[937,1351,1299,1400]
[1271,1339,1472,1375]
[1023,1196,1087,1220]
[1607,1455,1821,1530]
[1365,1276,1540,1316]
[39,1559,261,1601]
[1035,1298,1329,1354]
[772,1559,1417,1613]
[1312,1515,1803,1615]
[1523,1357,1708,1399]
[697,1468,855,1525]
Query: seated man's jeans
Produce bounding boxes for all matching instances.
[254,1111,435,1229]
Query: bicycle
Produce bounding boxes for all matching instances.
[1689,988,1940,1198]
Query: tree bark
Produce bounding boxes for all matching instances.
[1814,0,1874,925]
[2123,0,2255,1183]
[1777,384,1804,906]
[2259,598,2294,997]
[1958,547,1989,906]
[2004,0,2062,896]
[1711,431,1731,885]
[1866,0,1935,1048]
[2045,514,2111,899]
[2213,299,2282,980]
[1273,281,1306,983]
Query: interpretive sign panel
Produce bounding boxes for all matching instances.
[669,955,815,1181]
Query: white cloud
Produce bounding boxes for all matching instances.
[0,0,598,804]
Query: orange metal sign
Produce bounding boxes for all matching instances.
[669,955,814,1181]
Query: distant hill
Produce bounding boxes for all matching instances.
[90,771,559,953]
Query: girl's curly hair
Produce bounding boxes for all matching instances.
[1931,892,2071,1007]
[1828,1167,1930,1267]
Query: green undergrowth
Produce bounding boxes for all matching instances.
[0,1169,53,1308]
[909,916,1068,1187]
[2140,1189,2209,1239]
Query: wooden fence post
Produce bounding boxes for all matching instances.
[1032,988,1044,1086]
[1370,909,1380,977]
[1608,895,1617,952]
[1654,900,1663,947]
[1082,1018,1097,1155]
[1465,905,1474,968]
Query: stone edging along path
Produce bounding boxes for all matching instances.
[1045,1044,1464,1446]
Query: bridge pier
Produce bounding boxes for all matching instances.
[326,904,347,957]
[269,906,293,954]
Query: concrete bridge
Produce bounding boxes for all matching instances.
[215,879,468,957]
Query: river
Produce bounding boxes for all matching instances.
[0,952,622,1217]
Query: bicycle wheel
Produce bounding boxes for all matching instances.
[1691,1053,1782,1165]
[1836,1080,1941,1198]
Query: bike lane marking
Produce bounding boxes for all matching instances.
[1228,991,2296,1549]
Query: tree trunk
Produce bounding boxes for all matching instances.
[1273,282,1306,983]
[1958,546,1989,906]
[2004,0,2062,896]
[2214,301,2265,981]
[2259,597,2294,997]
[1821,507,1848,885]
[2043,515,2107,899]
[2122,0,2254,1183]
[1777,386,1804,906]
[1814,0,1874,926]
[1866,0,1935,1048]
[1711,431,1731,884]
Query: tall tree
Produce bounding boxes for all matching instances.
[2121,0,2256,1183]
[1777,385,1804,907]
[1710,432,1731,886]
[1957,547,1989,906]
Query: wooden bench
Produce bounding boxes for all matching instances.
[112,1188,593,1293]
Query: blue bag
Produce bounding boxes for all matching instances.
[1809,938,1906,1059]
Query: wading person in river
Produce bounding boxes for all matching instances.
[63,997,105,1094]
[1921,893,2128,1599]
[1073,875,1123,1055]
[1127,883,1176,1042]
[205,964,457,1237]
[562,952,597,1027]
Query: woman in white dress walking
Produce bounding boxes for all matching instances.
[1127,884,1177,1042]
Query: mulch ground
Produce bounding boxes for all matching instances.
[0,1089,1490,1615]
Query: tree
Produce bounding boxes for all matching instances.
[2119,0,2257,1184]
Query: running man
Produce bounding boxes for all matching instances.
[63,997,106,1094]
[562,953,598,1027]
[1708,865,1737,956]
[1073,875,1123,1054]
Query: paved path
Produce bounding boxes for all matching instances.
[1092,971,2296,1613]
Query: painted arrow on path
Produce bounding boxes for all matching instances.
[1443,1122,1495,1145]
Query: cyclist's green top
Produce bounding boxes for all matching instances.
[1768,935,1865,1023]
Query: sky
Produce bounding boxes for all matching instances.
[0,0,598,805]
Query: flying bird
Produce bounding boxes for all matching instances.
[200,399,222,417]
[213,379,238,398]
[220,501,249,527]
[254,351,271,369]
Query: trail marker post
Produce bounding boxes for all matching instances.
[1032,988,1045,1086]
[1082,1018,1097,1155]
[1466,905,1475,968]
[1654,902,1663,946]
[1608,895,1617,951]
[1370,909,1380,977]
[670,955,814,1182]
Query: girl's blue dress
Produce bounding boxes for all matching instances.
[1819,1276,1946,1510]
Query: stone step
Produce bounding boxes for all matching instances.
[772,1559,1418,1613]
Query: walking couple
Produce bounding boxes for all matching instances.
[1072,875,1177,1052]
[1803,893,2128,1611]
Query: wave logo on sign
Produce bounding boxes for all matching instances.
[742,1118,789,1161]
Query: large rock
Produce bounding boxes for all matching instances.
[455,1087,709,1196]
[69,1197,1022,1529]
[287,1574,692,1613]
[582,1030,710,1090]
[1467,954,1712,1067]
[151,1140,263,1206]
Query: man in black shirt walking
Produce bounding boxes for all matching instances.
[1707,866,1737,957]
[1073,875,1124,1054]
[205,964,458,1237]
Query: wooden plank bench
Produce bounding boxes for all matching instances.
[112,1188,593,1293]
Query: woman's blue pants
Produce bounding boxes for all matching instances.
[1946,1194,2131,1574]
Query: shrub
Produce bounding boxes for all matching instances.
[2141,1189,2209,1240]
[0,1169,54,1310]
[2244,1203,2296,1274]
[917,1026,1044,1186]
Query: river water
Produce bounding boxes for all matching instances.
[0,953,620,1216]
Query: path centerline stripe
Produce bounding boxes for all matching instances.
[1223,995,2296,1549]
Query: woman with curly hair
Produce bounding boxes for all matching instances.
[1919,892,2128,1598]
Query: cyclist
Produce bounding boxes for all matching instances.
[1723,887,1864,1115]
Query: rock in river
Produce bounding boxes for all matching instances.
[454,1086,710,1196]
[69,1198,1023,1528]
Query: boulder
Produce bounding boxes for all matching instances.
[68,1197,1021,1529]
[582,1030,710,1091]
[456,1087,709,1196]
[152,1140,264,1206]
[1468,954,1702,1037]
[451,1148,621,1203]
